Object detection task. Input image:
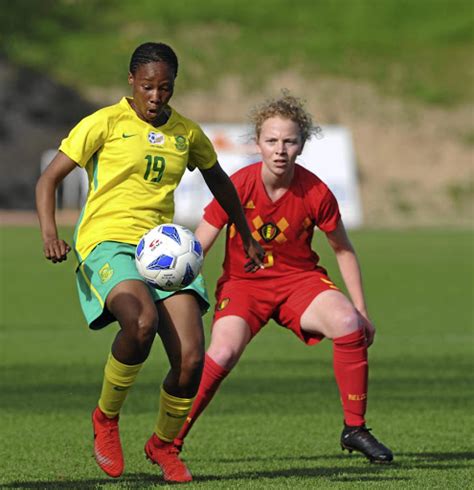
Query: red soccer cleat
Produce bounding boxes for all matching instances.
[91,407,124,478]
[145,433,192,483]
[173,437,184,453]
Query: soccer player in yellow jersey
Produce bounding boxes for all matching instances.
[36,42,264,483]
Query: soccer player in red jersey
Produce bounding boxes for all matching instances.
[174,92,393,463]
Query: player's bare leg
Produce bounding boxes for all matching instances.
[207,316,251,370]
[144,292,204,483]
[301,290,393,463]
[93,280,159,478]
[109,280,159,365]
[174,315,251,450]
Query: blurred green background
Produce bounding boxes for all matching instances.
[1,0,473,224]
[2,0,473,105]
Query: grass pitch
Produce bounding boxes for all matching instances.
[0,227,473,489]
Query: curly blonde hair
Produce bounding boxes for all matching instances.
[249,90,321,144]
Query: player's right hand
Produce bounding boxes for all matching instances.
[357,311,376,347]
[43,238,71,263]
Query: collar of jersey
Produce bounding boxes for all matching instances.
[257,161,300,206]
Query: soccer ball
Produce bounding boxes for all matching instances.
[135,224,203,291]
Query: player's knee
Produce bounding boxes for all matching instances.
[166,349,204,395]
[210,345,241,370]
[181,349,204,377]
[327,308,359,339]
[133,312,159,350]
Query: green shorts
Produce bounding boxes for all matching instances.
[76,241,210,329]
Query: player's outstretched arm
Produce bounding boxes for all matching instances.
[200,162,265,271]
[194,219,221,256]
[325,220,376,346]
[36,151,77,263]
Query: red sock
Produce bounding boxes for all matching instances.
[333,329,368,427]
[175,354,230,445]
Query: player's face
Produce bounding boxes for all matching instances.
[128,61,175,126]
[257,117,303,177]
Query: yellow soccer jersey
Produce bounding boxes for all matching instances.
[59,97,217,263]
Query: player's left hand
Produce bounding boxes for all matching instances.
[43,237,71,264]
[357,311,376,347]
[244,238,265,272]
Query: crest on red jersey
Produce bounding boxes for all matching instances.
[216,298,230,311]
[259,222,280,242]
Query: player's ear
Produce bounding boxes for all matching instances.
[128,72,134,86]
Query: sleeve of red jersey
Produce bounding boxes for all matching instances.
[314,185,341,233]
[203,197,228,229]
[202,170,245,229]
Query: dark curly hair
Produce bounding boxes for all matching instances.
[129,42,179,77]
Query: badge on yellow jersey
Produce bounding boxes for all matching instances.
[175,135,188,151]
[148,131,165,144]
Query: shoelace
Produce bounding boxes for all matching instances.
[101,423,120,449]
[354,427,374,439]
[344,426,373,439]
[349,426,384,448]
[166,445,181,455]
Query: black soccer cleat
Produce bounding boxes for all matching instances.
[340,424,393,463]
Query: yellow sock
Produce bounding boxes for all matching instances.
[154,386,194,442]
[98,353,143,418]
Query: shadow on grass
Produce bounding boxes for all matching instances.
[2,473,163,489]
[2,468,406,489]
[2,354,473,414]
[196,465,409,484]
[204,450,473,465]
[195,448,472,484]
[400,451,473,461]
[6,451,471,488]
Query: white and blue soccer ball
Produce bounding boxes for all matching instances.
[135,224,203,291]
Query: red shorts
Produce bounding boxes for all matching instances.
[213,269,339,345]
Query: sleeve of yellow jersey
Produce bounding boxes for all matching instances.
[187,125,218,171]
[59,110,109,167]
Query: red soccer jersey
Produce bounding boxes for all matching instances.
[204,162,341,281]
